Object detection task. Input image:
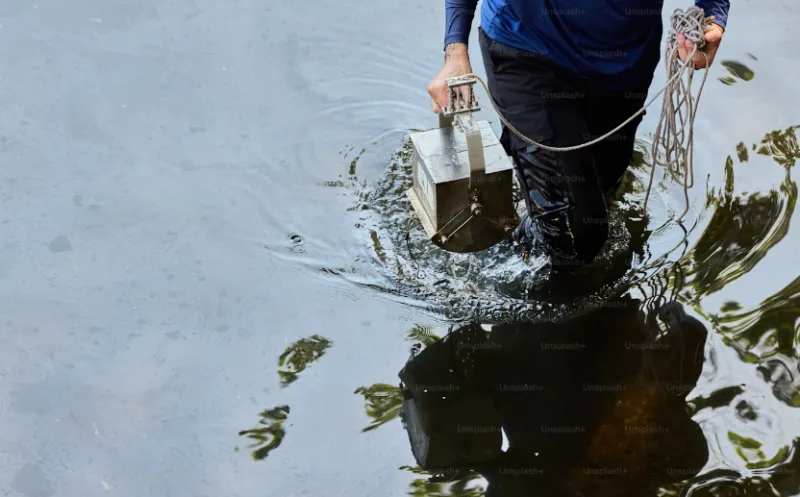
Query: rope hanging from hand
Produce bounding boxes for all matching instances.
[460,6,712,221]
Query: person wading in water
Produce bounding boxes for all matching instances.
[428,0,730,267]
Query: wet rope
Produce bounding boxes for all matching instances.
[463,6,712,221]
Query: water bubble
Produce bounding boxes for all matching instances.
[288,234,305,253]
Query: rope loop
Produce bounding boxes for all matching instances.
[669,6,708,46]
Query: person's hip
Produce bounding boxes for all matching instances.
[478,25,658,92]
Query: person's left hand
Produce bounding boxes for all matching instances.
[678,22,724,69]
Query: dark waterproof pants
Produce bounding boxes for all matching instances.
[479,28,650,264]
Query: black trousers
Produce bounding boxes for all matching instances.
[479,28,649,264]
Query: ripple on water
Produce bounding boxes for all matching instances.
[282,28,433,178]
[278,128,697,322]
[333,137,688,323]
[282,27,432,97]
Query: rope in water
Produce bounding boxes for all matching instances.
[462,6,712,221]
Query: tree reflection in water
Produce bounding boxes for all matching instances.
[680,126,798,300]
[237,405,290,460]
[666,124,800,493]
[719,58,756,86]
[353,383,404,432]
[401,466,487,497]
[352,325,440,433]
[237,334,333,460]
[278,334,333,386]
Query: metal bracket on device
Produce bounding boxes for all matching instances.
[441,75,481,117]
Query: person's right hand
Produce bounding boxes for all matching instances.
[427,43,473,114]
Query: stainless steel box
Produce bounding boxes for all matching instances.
[407,119,517,252]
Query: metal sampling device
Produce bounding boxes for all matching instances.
[406,75,518,253]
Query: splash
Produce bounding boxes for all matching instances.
[345,137,649,324]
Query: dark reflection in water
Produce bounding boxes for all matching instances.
[394,292,708,497]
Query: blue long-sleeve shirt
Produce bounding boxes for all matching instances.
[445,0,730,90]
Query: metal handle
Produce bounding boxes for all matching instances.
[456,114,486,190]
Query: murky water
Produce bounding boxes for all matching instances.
[1,0,799,496]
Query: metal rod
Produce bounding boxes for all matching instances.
[433,203,470,236]
[442,215,474,240]
[481,214,511,230]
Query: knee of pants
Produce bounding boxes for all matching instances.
[510,145,570,218]
[511,146,609,263]
[538,210,608,264]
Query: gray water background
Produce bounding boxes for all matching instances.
[1,0,800,495]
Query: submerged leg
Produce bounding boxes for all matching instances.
[479,29,608,266]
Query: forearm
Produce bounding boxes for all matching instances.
[695,0,729,30]
[444,0,479,49]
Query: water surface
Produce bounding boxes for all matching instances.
[1,0,799,496]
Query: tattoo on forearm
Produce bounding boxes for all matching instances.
[445,44,456,61]
[445,43,464,61]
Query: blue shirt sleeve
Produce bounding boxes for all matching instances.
[695,0,730,30]
[444,0,479,49]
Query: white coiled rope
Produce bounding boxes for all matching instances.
[464,6,713,220]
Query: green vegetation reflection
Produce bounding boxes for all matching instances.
[236,405,290,460]
[401,466,486,497]
[719,60,756,86]
[279,334,333,386]
[353,383,403,432]
[237,334,333,460]
[354,325,442,432]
